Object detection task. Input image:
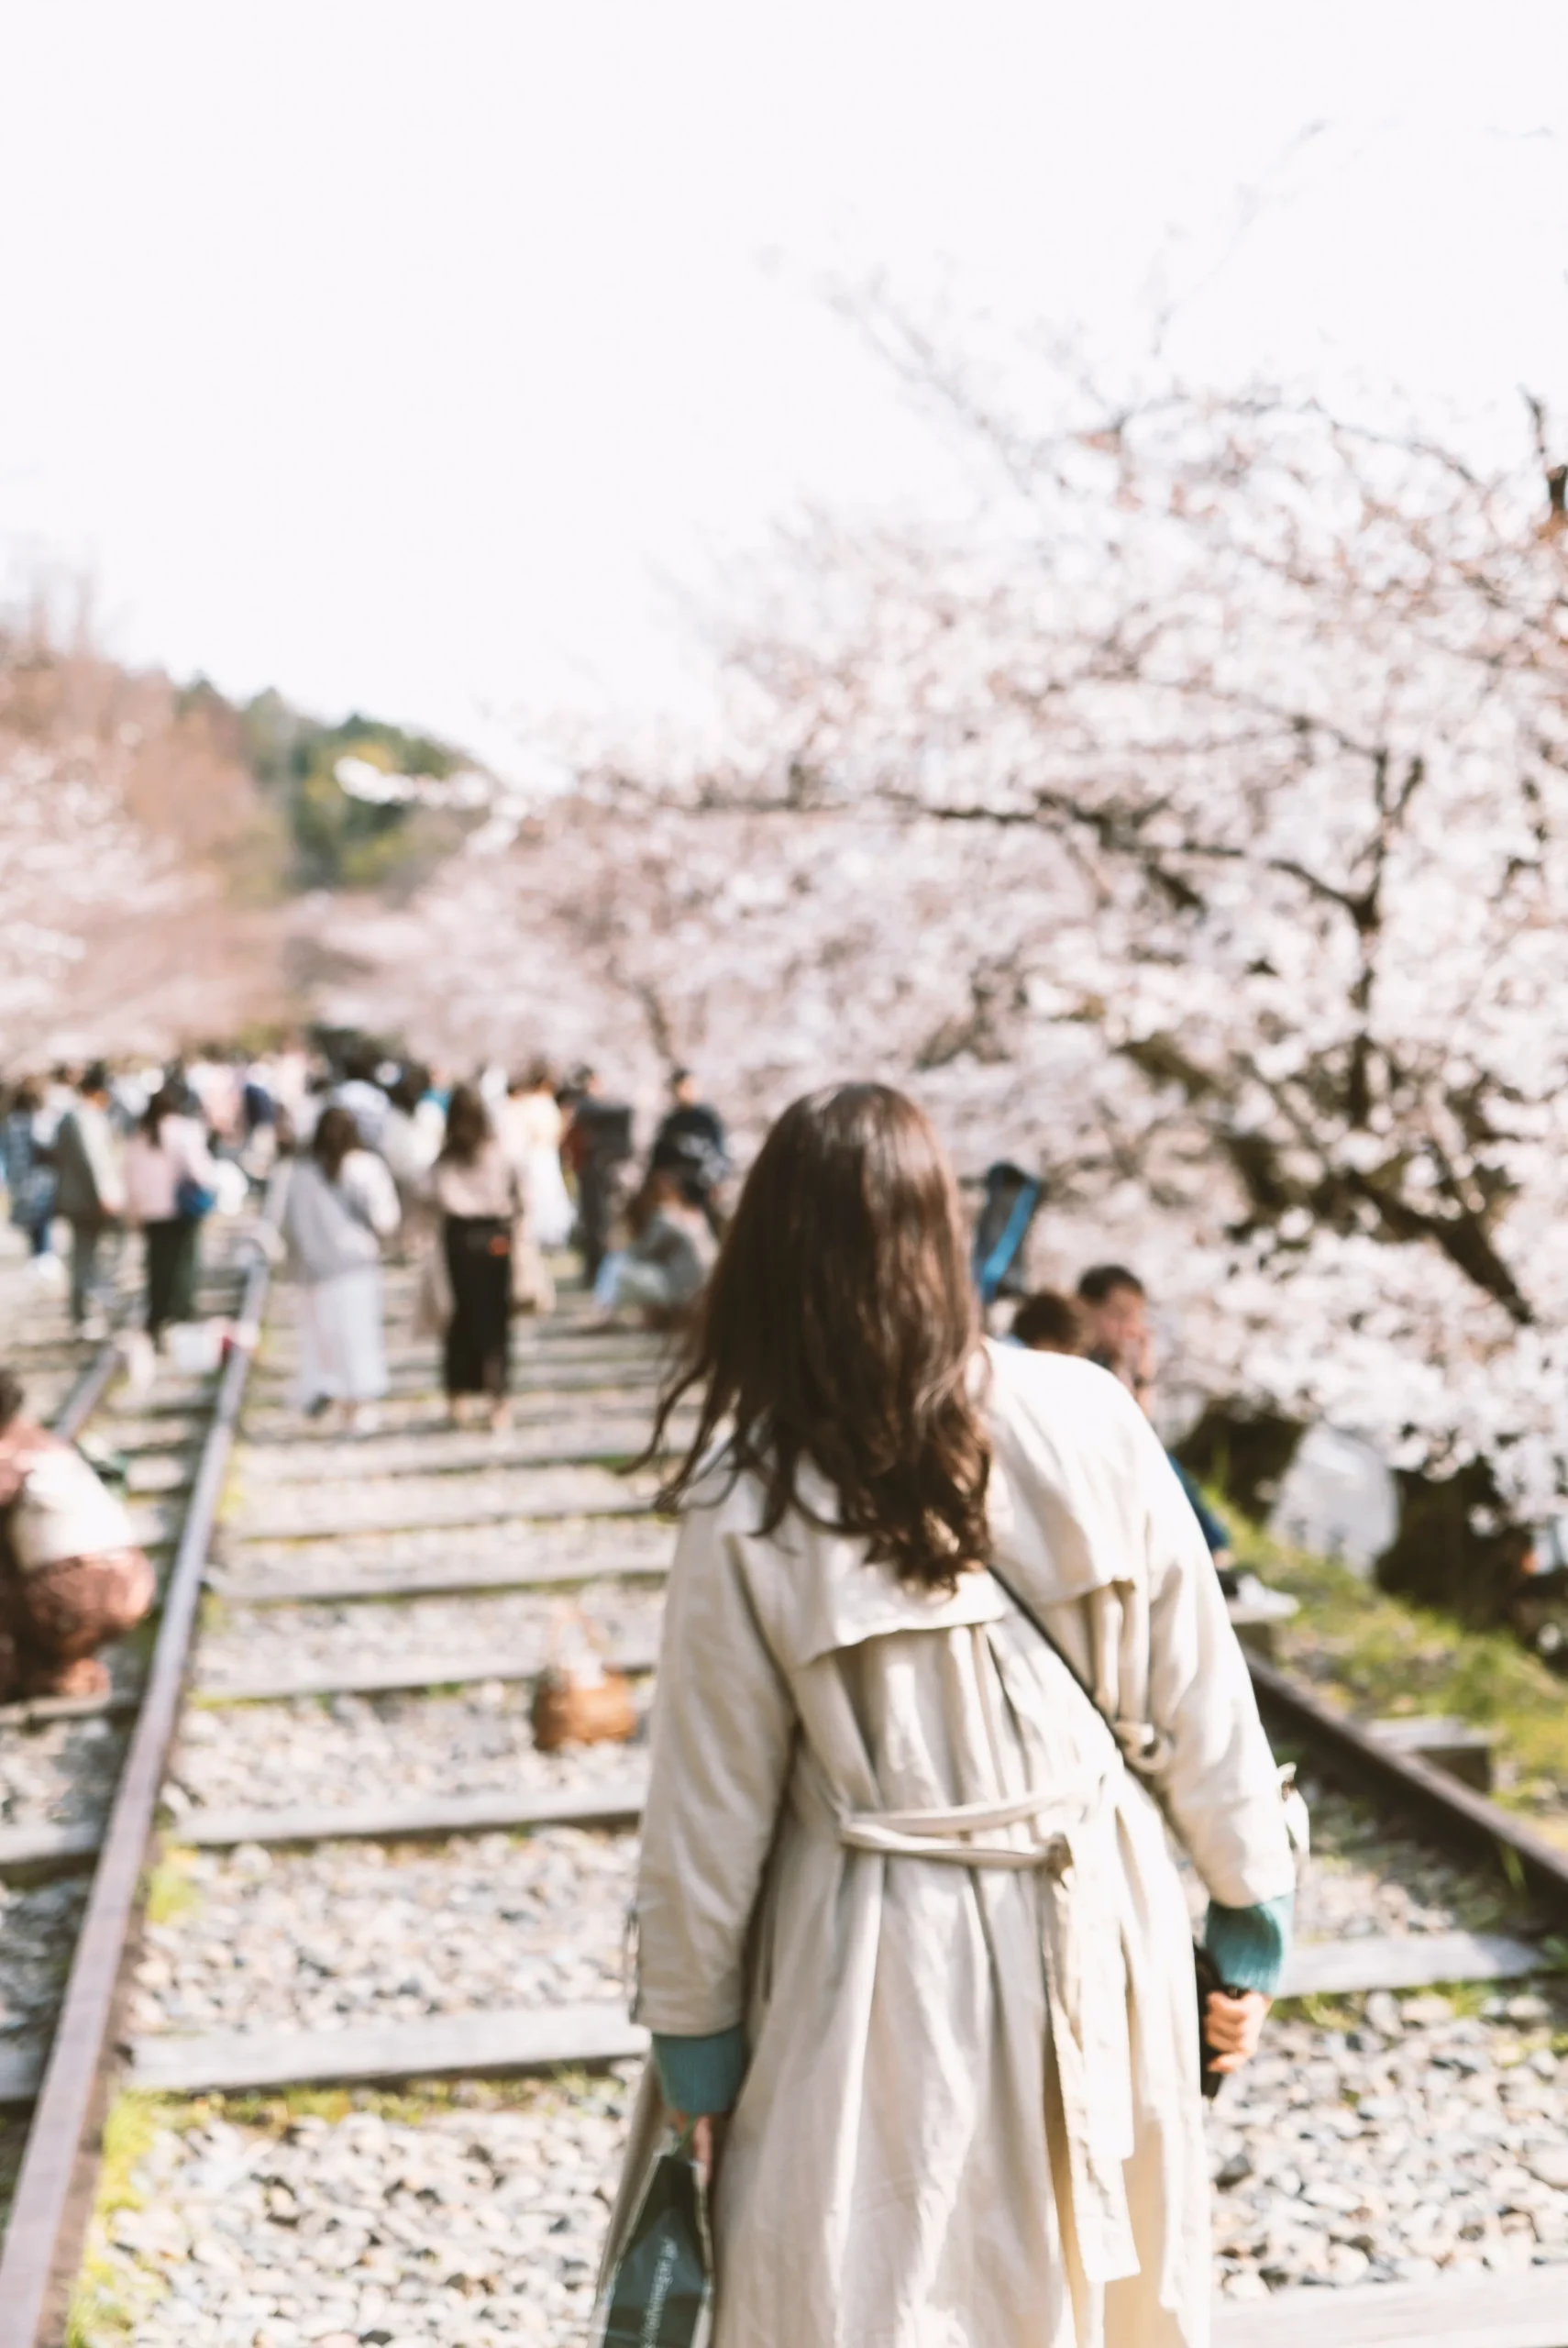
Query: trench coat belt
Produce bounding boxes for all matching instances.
[834,1786,1083,1869]
[827,1763,1141,2288]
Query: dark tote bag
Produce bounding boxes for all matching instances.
[592,2132,713,2346]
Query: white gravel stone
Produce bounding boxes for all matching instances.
[193,1587,665,1691]
[0,1711,127,1833]
[215,1512,673,1598]
[227,1466,660,1543]
[1209,1988,1568,2291]
[127,1829,637,2037]
[167,1682,650,1818]
[0,1876,90,2036]
[235,1412,686,1484]
[77,2076,634,2345]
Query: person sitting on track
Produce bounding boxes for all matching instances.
[0,1368,154,1702]
[597,1164,717,1331]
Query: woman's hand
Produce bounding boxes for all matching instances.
[1205,1988,1271,2075]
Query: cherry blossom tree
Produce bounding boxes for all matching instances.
[0,625,289,1069]
[330,326,1568,1520]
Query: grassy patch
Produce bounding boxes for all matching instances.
[65,2095,162,2347]
[167,2066,632,2133]
[1224,1508,1568,1838]
[142,1847,201,1927]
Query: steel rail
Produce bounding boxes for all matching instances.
[0,1172,287,2348]
[1250,1651,1568,1928]
[50,1342,120,1445]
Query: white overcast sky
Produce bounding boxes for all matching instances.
[3,4,1566,765]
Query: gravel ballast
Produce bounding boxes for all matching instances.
[127,1831,636,2042]
[72,1983,1568,2342]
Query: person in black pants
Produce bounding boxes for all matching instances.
[429,1085,523,1431]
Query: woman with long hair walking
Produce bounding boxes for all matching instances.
[607,1084,1296,2348]
[283,1105,400,1433]
[123,1084,218,1342]
[428,1082,527,1431]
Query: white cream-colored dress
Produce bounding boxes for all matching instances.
[611,1341,1297,2348]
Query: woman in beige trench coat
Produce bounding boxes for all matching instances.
[605,1085,1297,2348]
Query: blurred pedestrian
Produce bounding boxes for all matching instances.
[2,1079,58,1264]
[427,1083,529,1431]
[610,1085,1294,2347]
[124,1085,220,1343]
[52,1064,126,1336]
[1077,1262,1245,1587]
[332,1049,391,1152]
[0,1367,152,1700]
[501,1061,575,1249]
[650,1066,731,1234]
[564,1068,635,1285]
[1010,1287,1095,1356]
[381,1067,440,1242]
[600,1164,716,1328]
[284,1105,400,1433]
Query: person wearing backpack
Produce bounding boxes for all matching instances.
[124,1085,220,1343]
[0,1368,153,1700]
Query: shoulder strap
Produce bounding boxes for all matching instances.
[985,1556,1103,1718]
[986,1555,1169,1796]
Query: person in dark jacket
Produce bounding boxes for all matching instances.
[52,1065,125,1335]
[2,1079,56,1260]
[650,1068,730,1235]
[564,1069,635,1285]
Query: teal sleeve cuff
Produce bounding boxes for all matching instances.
[651,2025,747,2116]
[1204,1892,1294,1996]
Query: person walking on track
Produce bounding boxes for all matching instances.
[606,1082,1297,2348]
[427,1082,536,1432]
[123,1084,220,1343]
[52,1062,125,1336]
[2,1078,58,1267]
[283,1105,401,1433]
[563,1069,635,1286]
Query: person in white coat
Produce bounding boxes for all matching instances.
[283,1105,400,1432]
[605,1083,1297,2348]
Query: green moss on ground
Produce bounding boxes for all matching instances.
[142,1847,202,1927]
[65,2096,162,2347]
[1224,1509,1568,1843]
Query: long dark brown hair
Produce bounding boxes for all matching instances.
[439,1082,492,1167]
[649,1083,989,1590]
[312,1104,359,1182]
[142,1084,181,1147]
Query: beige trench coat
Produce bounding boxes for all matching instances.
[611,1343,1297,2348]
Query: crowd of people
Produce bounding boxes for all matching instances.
[275,1054,732,1432]
[1,1050,283,1335]
[0,1045,729,1373]
[0,1043,732,1691]
[0,1038,1288,1711]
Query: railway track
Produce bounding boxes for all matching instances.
[0,1246,1564,2345]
